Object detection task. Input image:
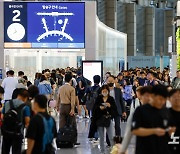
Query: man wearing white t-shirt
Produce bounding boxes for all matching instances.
[1,70,18,101]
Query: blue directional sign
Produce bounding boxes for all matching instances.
[4,2,85,49]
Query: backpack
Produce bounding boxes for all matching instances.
[81,77,87,88]
[1,100,25,136]
[38,113,55,154]
[81,77,91,89]
[86,86,100,110]
[57,74,63,86]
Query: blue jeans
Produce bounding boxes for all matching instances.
[98,121,114,152]
[106,116,121,146]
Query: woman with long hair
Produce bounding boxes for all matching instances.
[93,85,118,153]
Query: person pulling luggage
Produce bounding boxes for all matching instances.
[57,73,79,147]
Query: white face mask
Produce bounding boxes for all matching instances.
[102,92,108,97]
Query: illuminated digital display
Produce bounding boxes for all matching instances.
[82,61,103,85]
[4,2,85,49]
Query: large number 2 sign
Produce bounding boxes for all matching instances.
[12,10,20,22]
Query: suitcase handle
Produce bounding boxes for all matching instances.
[66,115,74,127]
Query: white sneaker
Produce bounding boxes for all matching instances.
[85,116,90,119]
[93,139,99,143]
[79,116,83,119]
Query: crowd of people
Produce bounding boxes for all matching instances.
[0,66,179,154]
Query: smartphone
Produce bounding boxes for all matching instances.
[102,103,107,107]
[165,127,170,132]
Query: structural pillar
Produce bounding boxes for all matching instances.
[145,7,155,56]
[85,1,97,60]
[105,0,117,29]
[126,3,136,56]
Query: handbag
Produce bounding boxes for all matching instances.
[96,112,111,127]
[49,99,57,108]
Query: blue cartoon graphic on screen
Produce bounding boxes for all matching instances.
[27,3,85,48]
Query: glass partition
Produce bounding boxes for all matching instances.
[96,17,127,75]
[4,49,85,81]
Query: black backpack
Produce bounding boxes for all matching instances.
[85,87,100,110]
[57,74,63,86]
[1,100,25,136]
[81,77,91,89]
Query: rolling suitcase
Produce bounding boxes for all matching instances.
[56,116,77,148]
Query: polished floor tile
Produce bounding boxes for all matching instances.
[57,118,135,154]
[0,118,135,154]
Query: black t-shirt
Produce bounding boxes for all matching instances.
[132,104,172,154]
[26,112,57,154]
[138,78,146,86]
[169,108,180,154]
[56,74,63,86]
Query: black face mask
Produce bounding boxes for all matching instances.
[108,83,114,87]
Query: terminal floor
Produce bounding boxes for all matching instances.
[0,118,135,154]
[57,118,135,154]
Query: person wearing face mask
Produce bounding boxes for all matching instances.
[93,85,118,153]
[107,76,126,138]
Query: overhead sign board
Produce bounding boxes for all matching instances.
[4,2,85,49]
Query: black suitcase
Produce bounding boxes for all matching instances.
[56,116,77,148]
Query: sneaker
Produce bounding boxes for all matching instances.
[92,142,99,146]
[93,139,99,143]
[74,142,81,146]
[79,116,83,119]
[74,142,81,148]
[85,116,90,119]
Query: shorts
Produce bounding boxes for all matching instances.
[78,95,86,105]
